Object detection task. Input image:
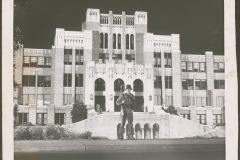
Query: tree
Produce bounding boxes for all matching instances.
[162,105,178,115]
[71,102,87,123]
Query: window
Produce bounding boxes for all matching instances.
[196,97,207,107]
[104,33,108,49]
[216,96,224,107]
[200,62,205,72]
[38,76,51,87]
[165,96,173,106]
[45,57,52,68]
[164,53,172,68]
[165,76,172,89]
[187,62,193,72]
[112,54,122,63]
[113,34,116,49]
[154,52,161,67]
[181,62,187,72]
[182,114,190,120]
[125,54,135,63]
[195,80,207,90]
[55,113,65,125]
[22,75,36,87]
[126,34,129,49]
[23,57,30,67]
[75,74,83,87]
[182,96,195,106]
[95,78,105,91]
[64,74,72,87]
[99,53,109,63]
[76,49,84,65]
[193,62,199,72]
[63,94,71,105]
[133,79,143,92]
[154,95,161,105]
[64,49,72,65]
[114,79,124,91]
[130,34,134,50]
[36,113,47,125]
[213,114,223,125]
[214,80,225,89]
[18,113,28,124]
[37,94,51,105]
[75,94,83,104]
[38,57,45,67]
[182,79,194,90]
[21,94,35,105]
[196,114,206,124]
[118,34,121,49]
[214,62,225,73]
[154,76,162,89]
[100,33,103,48]
[30,57,37,67]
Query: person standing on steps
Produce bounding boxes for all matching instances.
[116,84,136,140]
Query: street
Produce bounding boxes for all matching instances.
[15,138,225,160]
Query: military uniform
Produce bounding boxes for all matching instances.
[116,85,136,140]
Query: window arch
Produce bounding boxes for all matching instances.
[130,34,134,50]
[95,78,105,91]
[100,33,103,49]
[144,123,151,139]
[113,34,116,49]
[118,34,121,49]
[114,78,125,91]
[126,34,129,50]
[153,123,159,139]
[133,79,143,92]
[104,33,108,49]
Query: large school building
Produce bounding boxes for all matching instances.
[14,8,225,128]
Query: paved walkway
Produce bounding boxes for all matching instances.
[15,138,225,153]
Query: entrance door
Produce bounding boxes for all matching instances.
[114,96,121,112]
[135,96,144,112]
[95,96,106,111]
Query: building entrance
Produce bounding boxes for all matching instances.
[95,96,106,111]
[114,96,121,112]
[135,96,144,112]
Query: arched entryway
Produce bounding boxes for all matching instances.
[117,123,121,139]
[153,123,159,139]
[95,78,106,111]
[114,78,125,112]
[133,79,144,112]
[135,123,142,139]
[144,123,151,139]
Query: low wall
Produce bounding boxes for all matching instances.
[64,112,212,139]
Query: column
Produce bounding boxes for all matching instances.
[141,128,144,139]
[161,50,166,108]
[109,11,113,61]
[47,104,55,125]
[28,107,37,125]
[189,106,197,122]
[172,50,182,108]
[122,11,126,62]
[205,52,214,106]
[150,128,153,139]
[206,106,213,125]
[35,71,38,105]
[71,47,76,104]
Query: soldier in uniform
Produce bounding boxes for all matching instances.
[116,84,136,140]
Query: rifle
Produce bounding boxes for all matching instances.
[119,85,124,115]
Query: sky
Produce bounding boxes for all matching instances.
[15,0,224,55]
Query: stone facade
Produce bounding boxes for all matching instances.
[14,8,225,129]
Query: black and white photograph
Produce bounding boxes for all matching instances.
[2,0,238,160]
